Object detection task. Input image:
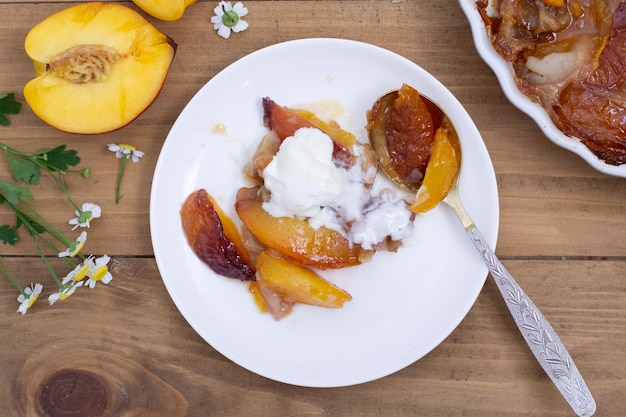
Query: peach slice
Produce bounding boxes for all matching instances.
[23,2,176,134]
[262,97,355,166]
[539,0,565,7]
[248,282,269,313]
[553,3,626,165]
[132,0,196,21]
[180,189,255,281]
[249,281,295,320]
[410,118,461,213]
[256,251,352,308]
[366,83,436,192]
[235,187,374,269]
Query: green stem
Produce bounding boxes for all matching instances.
[221,5,240,27]
[0,142,28,156]
[115,157,127,204]
[10,199,73,247]
[38,162,80,212]
[0,258,26,296]
[67,168,91,178]
[36,229,82,265]
[33,238,65,289]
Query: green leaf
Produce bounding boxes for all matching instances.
[0,224,19,245]
[0,181,33,204]
[39,145,81,171]
[0,93,22,126]
[7,154,41,184]
[19,214,46,236]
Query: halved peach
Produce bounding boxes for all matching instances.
[235,187,374,269]
[23,2,176,134]
[132,0,196,21]
[180,189,255,281]
[256,250,352,308]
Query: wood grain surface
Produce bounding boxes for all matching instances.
[1,1,625,416]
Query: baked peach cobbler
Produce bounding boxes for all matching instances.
[180,85,450,320]
[477,0,626,165]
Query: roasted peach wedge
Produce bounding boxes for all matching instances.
[235,187,374,269]
[539,0,565,7]
[262,97,357,164]
[132,0,196,21]
[410,118,462,213]
[180,189,255,281]
[256,251,352,308]
[23,2,176,134]
[366,83,437,192]
[249,281,296,320]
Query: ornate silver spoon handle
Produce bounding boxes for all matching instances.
[443,189,596,416]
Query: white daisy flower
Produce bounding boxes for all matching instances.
[69,203,102,230]
[62,257,93,285]
[58,231,87,258]
[85,255,113,289]
[48,281,83,305]
[107,143,144,162]
[108,143,144,203]
[17,283,43,315]
[211,1,249,39]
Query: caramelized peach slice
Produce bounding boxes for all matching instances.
[553,3,626,165]
[243,131,281,183]
[410,118,461,213]
[366,84,437,191]
[262,97,355,165]
[539,0,565,7]
[587,2,626,88]
[24,3,176,134]
[132,0,196,21]
[235,187,374,269]
[256,251,352,308]
[180,189,255,281]
[249,281,295,320]
[248,282,268,313]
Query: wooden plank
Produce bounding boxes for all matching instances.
[1,1,624,415]
[0,257,622,416]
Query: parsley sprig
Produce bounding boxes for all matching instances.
[0,181,72,247]
[0,142,89,211]
[0,142,110,314]
[0,93,22,126]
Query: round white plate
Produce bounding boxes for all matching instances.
[459,0,626,178]
[150,38,499,387]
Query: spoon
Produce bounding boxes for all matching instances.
[369,90,596,417]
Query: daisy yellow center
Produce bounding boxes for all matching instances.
[59,291,72,301]
[74,265,90,281]
[92,265,109,282]
[119,143,136,151]
[68,240,86,257]
[27,293,40,308]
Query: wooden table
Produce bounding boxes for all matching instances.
[1,1,625,416]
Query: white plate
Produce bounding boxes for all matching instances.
[459,0,626,178]
[150,38,499,387]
